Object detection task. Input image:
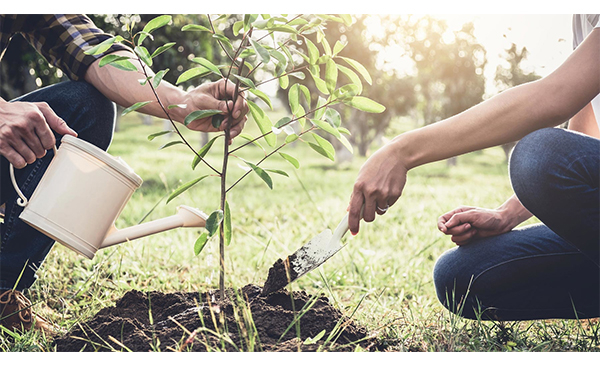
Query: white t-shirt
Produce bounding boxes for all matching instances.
[572,14,600,129]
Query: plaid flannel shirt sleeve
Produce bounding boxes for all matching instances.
[15,14,130,81]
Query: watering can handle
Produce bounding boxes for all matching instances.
[9,144,58,207]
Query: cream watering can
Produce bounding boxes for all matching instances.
[9,134,208,260]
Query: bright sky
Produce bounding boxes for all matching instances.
[407,14,574,96]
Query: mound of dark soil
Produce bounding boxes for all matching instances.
[54,285,383,352]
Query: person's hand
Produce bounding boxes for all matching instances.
[183,79,248,141]
[348,141,408,235]
[0,100,77,169]
[437,206,515,245]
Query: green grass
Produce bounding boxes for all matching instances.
[2,114,598,352]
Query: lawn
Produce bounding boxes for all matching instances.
[1,113,598,352]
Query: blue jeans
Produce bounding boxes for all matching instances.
[1,81,115,290]
[434,128,599,320]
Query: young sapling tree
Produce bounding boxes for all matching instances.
[88,14,385,298]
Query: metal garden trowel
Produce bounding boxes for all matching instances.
[261,213,350,296]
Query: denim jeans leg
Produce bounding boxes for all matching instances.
[434,128,600,320]
[510,128,600,266]
[1,81,115,290]
[433,224,599,320]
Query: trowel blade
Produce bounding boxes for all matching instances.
[262,222,346,296]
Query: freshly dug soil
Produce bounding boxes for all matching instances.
[54,285,383,352]
[261,256,298,296]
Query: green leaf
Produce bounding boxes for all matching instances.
[192,134,222,169]
[265,168,289,177]
[288,84,299,114]
[147,130,172,141]
[304,329,326,345]
[343,96,386,113]
[152,69,169,88]
[337,134,354,154]
[139,15,171,44]
[206,210,224,237]
[167,175,210,204]
[159,140,183,150]
[151,42,176,58]
[321,37,332,56]
[275,117,292,129]
[311,118,340,138]
[337,64,363,94]
[191,57,221,76]
[305,38,319,64]
[108,59,138,72]
[299,85,311,107]
[285,134,299,143]
[339,56,372,85]
[309,66,329,95]
[325,58,338,93]
[143,15,171,34]
[314,97,327,120]
[333,40,347,56]
[249,88,272,109]
[278,152,299,169]
[184,109,223,126]
[289,71,306,80]
[267,25,298,34]
[244,14,258,32]
[134,46,152,67]
[212,33,233,49]
[279,74,289,89]
[340,14,353,26]
[176,67,210,85]
[84,37,116,55]
[233,20,244,35]
[194,232,209,256]
[338,127,351,135]
[121,101,151,116]
[250,39,270,64]
[238,133,265,152]
[182,24,212,32]
[247,99,276,147]
[324,108,342,127]
[99,54,131,68]
[309,133,335,161]
[224,201,232,246]
[231,74,256,89]
[241,158,273,189]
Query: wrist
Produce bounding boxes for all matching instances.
[497,195,532,230]
[156,83,188,124]
[390,132,420,171]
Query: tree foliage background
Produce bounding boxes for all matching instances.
[0,14,541,161]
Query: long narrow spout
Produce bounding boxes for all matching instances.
[100,205,207,249]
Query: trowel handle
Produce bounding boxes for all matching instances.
[331,213,350,242]
[9,145,58,207]
[332,205,364,242]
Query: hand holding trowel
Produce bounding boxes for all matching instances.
[261,206,366,296]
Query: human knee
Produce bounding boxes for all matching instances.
[433,249,471,315]
[509,128,563,207]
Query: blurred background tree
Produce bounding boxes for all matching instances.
[2,14,534,166]
[494,43,541,160]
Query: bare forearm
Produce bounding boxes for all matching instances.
[84,50,188,123]
[394,30,600,170]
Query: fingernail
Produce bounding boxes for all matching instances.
[234,110,241,119]
[351,231,358,236]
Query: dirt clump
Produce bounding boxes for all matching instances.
[53,284,382,352]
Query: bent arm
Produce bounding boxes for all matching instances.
[396,29,600,170]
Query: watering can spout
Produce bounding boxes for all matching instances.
[100,205,208,249]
